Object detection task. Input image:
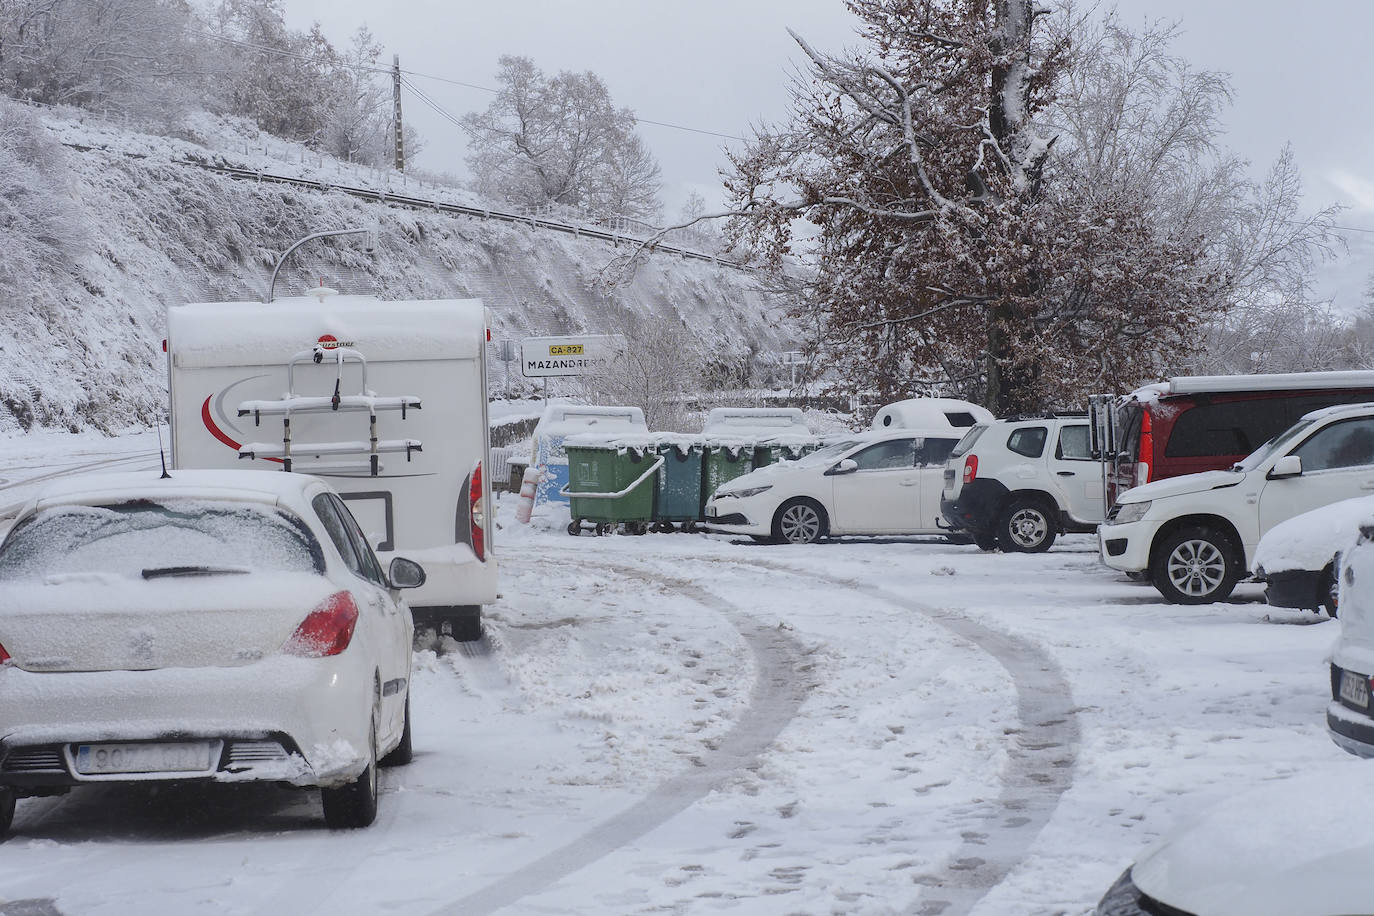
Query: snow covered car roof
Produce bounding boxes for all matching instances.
[1252,494,1374,575]
[18,469,321,514]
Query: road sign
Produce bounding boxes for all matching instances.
[520,335,626,378]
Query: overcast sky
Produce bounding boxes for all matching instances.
[282,0,1374,310]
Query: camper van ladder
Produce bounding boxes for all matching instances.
[235,345,423,476]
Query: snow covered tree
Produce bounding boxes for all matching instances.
[725,2,1334,413]
[317,25,391,164]
[462,56,662,220]
[0,0,202,120]
[0,98,86,293]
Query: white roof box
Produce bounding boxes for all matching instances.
[1165,371,1374,396]
[871,398,994,430]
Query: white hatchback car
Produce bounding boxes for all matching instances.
[703,427,962,543]
[0,469,423,834]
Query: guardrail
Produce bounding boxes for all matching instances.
[182,160,750,271]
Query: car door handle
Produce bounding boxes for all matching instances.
[899,479,920,486]
[1362,481,1374,490]
[1056,471,1075,477]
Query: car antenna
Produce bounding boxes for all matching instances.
[156,416,172,479]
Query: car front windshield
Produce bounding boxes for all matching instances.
[1234,417,1319,473]
[0,498,323,581]
[794,439,863,467]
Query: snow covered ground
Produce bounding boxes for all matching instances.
[0,429,1361,915]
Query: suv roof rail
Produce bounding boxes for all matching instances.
[1001,411,1087,421]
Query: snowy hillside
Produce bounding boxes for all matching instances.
[3,106,793,433]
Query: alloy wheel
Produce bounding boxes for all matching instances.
[1166,539,1227,598]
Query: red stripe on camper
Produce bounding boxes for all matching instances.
[201,396,283,463]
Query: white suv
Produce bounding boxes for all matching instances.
[1101,402,1374,603]
[940,416,1108,551]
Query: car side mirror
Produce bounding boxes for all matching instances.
[827,458,859,476]
[387,556,426,589]
[1268,455,1302,480]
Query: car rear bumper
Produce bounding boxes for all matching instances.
[0,655,373,792]
[939,479,1008,533]
[1260,567,1324,610]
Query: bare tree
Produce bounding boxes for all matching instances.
[0,0,203,120]
[318,25,390,164]
[462,56,662,221]
[577,316,702,431]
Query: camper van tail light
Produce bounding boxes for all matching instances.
[470,461,487,562]
[283,592,358,657]
[1138,412,1154,484]
[962,455,979,485]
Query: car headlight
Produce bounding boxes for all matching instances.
[1110,500,1151,525]
[721,485,772,499]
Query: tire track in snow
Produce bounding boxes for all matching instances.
[0,450,161,495]
[714,555,1080,916]
[429,556,812,916]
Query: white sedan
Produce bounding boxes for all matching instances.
[0,469,423,834]
[703,428,962,543]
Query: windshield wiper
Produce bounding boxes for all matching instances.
[141,565,252,580]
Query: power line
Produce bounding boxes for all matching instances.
[185,26,745,142]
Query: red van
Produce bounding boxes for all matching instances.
[1104,371,1374,502]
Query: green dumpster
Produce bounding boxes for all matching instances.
[563,437,663,536]
[652,434,706,531]
[702,438,758,508]
[753,434,819,469]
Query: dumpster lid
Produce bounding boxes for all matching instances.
[702,407,810,436]
[534,404,648,439]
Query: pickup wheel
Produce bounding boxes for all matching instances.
[0,786,13,837]
[1151,526,1240,604]
[998,497,1057,553]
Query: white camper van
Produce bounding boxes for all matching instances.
[165,291,497,640]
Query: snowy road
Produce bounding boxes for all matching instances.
[0,431,1360,914]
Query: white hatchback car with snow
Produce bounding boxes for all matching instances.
[1100,402,1374,604]
[0,469,423,835]
[702,428,961,543]
[1251,495,1374,616]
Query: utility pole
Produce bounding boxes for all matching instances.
[392,54,405,172]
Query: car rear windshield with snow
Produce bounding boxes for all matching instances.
[0,499,323,581]
[948,425,987,458]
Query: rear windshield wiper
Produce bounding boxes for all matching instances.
[141,566,252,580]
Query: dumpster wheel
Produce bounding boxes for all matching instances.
[625,521,649,536]
[567,520,583,536]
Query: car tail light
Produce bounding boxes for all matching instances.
[470,460,487,562]
[284,591,358,657]
[0,642,10,666]
[1138,411,1154,484]
[962,455,978,485]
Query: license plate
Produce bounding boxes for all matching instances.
[1340,671,1371,710]
[75,741,215,775]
